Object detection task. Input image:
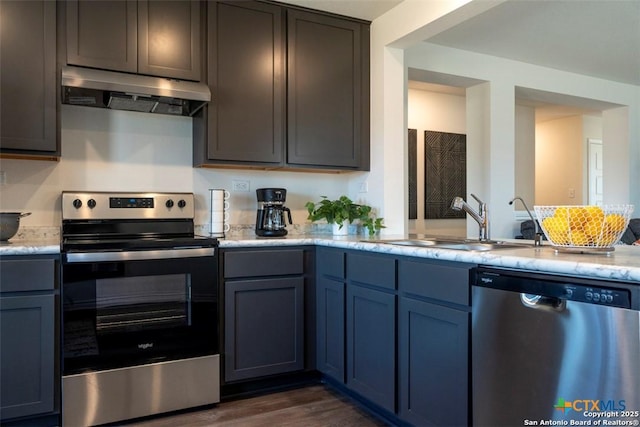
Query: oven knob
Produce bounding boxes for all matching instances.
[166,199,174,208]
[72,199,82,209]
[87,199,96,209]
[178,199,186,208]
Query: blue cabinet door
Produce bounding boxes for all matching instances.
[346,284,396,412]
[0,294,55,421]
[224,277,304,382]
[316,276,345,382]
[398,296,469,426]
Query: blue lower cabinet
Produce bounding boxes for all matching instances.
[398,296,470,426]
[1,294,55,421]
[346,284,396,413]
[224,277,305,382]
[316,276,346,382]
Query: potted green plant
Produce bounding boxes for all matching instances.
[305,195,384,235]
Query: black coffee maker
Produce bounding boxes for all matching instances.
[255,188,292,237]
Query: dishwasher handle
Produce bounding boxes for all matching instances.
[520,293,567,312]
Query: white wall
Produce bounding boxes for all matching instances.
[535,115,584,205]
[407,88,466,236]
[0,106,355,230]
[400,42,639,238]
[533,114,603,206]
[514,105,535,205]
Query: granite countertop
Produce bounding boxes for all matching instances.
[3,234,640,283]
[0,238,61,256]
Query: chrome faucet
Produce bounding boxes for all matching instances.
[509,196,543,246]
[451,194,489,241]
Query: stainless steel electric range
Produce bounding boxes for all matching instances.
[60,192,220,427]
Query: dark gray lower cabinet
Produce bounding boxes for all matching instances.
[316,276,345,382]
[0,295,55,420]
[346,284,396,413]
[223,248,308,383]
[398,297,469,426]
[315,248,473,426]
[0,256,58,425]
[398,259,472,426]
[225,277,304,382]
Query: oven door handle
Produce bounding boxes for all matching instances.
[64,247,216,263]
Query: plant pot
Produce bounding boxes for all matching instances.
[332,222,349,236]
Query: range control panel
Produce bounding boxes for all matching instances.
[62,192,194,220]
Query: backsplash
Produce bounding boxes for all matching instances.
[11,222,364,243]
[0,106,363,231]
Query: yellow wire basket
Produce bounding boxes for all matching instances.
[534,205,634,251]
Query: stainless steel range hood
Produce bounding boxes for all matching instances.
[61,66,210,117]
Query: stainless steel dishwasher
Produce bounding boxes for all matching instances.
[472,267,640,426]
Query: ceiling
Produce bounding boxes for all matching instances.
[426,0,640,87]
[276,0,402,22]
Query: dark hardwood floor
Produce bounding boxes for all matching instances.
[120,384,391,427]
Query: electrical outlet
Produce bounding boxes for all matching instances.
[359,181,368,193]
[568,188,575,198]
[0,171,6,186]
[232,179,250,192]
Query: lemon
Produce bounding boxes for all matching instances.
[554,207,570,219]
[543,217,569,244]
[570,230,590,246]
[583,220,602,240]
[584,206,605,223]
[604,213,626,233]
[568,207,587,230]
[597,232,618,246]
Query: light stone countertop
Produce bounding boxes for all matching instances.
[3,233,640,283]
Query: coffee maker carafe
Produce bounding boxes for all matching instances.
[255,188,292,237]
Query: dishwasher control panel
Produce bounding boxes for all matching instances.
[561,284,630,308]
[474,267,634,310]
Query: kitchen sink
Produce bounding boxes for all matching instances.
[367,237,531,251]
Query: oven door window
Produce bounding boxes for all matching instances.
[95,274,190,334]
[62,256,217,375]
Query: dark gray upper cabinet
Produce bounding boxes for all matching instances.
[66,0,137,73]
[201,1,284,165]
[66,0,201,81]
[138,0,202,81]
[0,0,59,157]
[195,1,370,171]
[0,256,58,424]
[287,10,369,169]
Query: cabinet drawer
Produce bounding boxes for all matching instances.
[0,258,57,292]
[398,260,472,306]
[347,253,395,290]
[224,249,303,278]
[317,248,345,279]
